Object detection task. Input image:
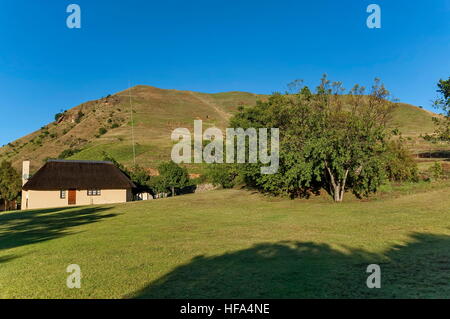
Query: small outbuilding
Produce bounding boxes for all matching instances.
[21,160,136,210]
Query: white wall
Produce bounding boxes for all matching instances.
[21,189,131,210]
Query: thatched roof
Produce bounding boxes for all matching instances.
[23,160,136,191]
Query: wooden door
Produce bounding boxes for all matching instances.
[68,189,76,205]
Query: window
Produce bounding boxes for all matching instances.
[60,190,66,199]
[87,190,101,196]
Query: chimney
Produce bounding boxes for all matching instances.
[22,161,30,186]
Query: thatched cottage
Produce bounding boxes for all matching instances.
[21,160,136,210]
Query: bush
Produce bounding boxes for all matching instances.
[54,110,66,121]
[429,162,444,180]
[98,127,108,136]
[58,148,81,159]
[129,165,152,192]
[75,111,85,123]
[33,138,42,146]
[206,164,239,189]
[148,176,167,195]
[384,141,419,182]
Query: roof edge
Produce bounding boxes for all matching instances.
[47,159,114,164]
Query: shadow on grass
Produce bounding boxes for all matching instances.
[0,206,117,252]
[0,254,19,264]
[133,233,450,299]
[418,150,450,159]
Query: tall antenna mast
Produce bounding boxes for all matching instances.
[129,81,136,167]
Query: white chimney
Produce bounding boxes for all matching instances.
[22,161,30,186]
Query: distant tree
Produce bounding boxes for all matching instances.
[149,176,168,196]
[157,161,189,197]
[0,161,21,210]
[54,110,66,121]
[101,152,152,193]
[286,79,304,94]
[58,148,81,159]
[102,152,126,171]
[129,165,152,193]
[75,110,85,123]
[98,127,108,136]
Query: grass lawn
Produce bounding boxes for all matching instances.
[1,185,450,299]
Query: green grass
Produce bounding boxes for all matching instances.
[389,103,437,137]
[1,185,450,299]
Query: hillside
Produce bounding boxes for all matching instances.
[0,85,446,173]
[0,86,262,172]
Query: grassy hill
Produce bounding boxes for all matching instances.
[0,85,446,173]
[1,184,450,298]
[0,86,262,173]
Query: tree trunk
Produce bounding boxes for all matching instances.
[333,185,341,202]
[172,187,175,197]
[325,162,349,203]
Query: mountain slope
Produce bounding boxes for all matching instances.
[0,86,262,172]
[0,85,442,173]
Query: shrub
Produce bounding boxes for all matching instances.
[58,148,81,159]
[98,127,108,136]
[429,162,444,180]
[33,138,42,146]
[384,140,419,182]
[206,164,239,189]
[75,110,85,123]
[54,110,66,121]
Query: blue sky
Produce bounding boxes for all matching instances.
[0,0,449,145]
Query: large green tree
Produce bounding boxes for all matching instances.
[230,76,407,202]
[157,161,190,197]
[0,161,21,210]
[430,77,450,141]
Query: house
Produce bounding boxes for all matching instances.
[21,160,136,210]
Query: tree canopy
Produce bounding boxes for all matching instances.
[102,152,152,193]
[0,161,21,210]
[156,161,190,197]
[229,76,416,202]
[430,77,450,141]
